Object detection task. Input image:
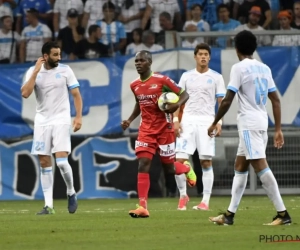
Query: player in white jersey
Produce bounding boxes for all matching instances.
[173,43,226,211]
[21,41,83,215]
[208,30,291,226]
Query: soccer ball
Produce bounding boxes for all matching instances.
[158,92,179,111]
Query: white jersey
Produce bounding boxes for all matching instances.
[227,58,277,131]
[179,68,226,125]
[23,63,79,126]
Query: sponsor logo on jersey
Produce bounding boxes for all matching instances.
[136,94,157,100]
[149,84,157,89]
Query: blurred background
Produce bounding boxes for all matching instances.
[0,0,299,201]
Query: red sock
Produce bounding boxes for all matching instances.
[174,161,190,175]
[138,173,150,209]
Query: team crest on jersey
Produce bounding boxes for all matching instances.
[149,84,157,89]
[55,73,61,79]
[207,79,213,84]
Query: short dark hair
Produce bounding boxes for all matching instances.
[132,28,143,43]
[102,1,115,11]
[217,4,230,13]
[136,50,152,62]
[88,24,100,36]
[194,43,211,55]
[234,30,257,56]
[41,41,60,55]
[160,11,172,21]
[191,4,202,11]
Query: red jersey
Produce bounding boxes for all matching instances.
[130,73,183,134]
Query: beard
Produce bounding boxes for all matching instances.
[48,58,59,68]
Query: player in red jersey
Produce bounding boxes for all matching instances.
[121,50,197,218]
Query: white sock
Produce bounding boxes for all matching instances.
[228,170,248,213]
[175,174,187,197]
[258,167,286,212]
[40,166,53,208]
[201,166,214,205]
[56,158,76,196]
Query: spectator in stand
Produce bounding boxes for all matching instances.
[125,27,143,55]
[53,0,84,40]
[184,4,210,43]
[280,0,295,11]
[141,0,182,33]
[73,24,109,59]
[0,15,20,63]
[95,2,127,55]
[19,8,52,63]
[291,1,300,29]
[212,4,240,48]
[118,0,146,44]
[272,10,300,46]
[0,0,13,24]
[141,30,163,52]
[16,0,53,34]
[57,9,84,60]
[181,24,198,48]
[237,0,272,29]
[234,6,272,46]
[156,11,177,48]
[186,0,225,27]
[81,0,115,32]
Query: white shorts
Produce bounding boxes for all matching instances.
[237,130,268,160]
[175,122,215,160]
[31,124,71,155]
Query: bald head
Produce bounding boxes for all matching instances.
[136,50,152,63]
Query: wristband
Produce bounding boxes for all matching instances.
[218,120,222,125]
[173,117,179,122]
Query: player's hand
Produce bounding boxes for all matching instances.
[274,130,284,149]
[174,121,182,138]
[164,103,179,114]
[73,116,82,132]
[215,123,222,137]
[121,120,131,130]
[208,124,217,138]
[33,57,45,73]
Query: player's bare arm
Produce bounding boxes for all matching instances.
[208,90,235,137]
[21,57,45,98]
[71,87,83,132]
[215,97,224,137]
[268,91,284,149]
[121,96,140,131]
[164,90,189,114]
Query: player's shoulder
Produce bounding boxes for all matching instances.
[181,69,196,78]
[208,68,222,76]
[57,63,71,71]
[152,73,165,79]
[130,77,141,87]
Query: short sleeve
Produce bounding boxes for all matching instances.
[267,68,276,93]
[66,66,80,89]
[21,28,26,40]
[163,76,183,95]
[139,0,146,10]
[22,67,34,86]
[53,0,60,13]
[216,75,226,98]
[227,64,241,93]
[177,73,187,90]
[42,25,52,38]
[117,22,126,39]
[84,0,92,13]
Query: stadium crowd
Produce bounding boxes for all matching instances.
[0,0,299,63]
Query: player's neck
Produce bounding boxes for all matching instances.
[140,71,152,82]
[196,66,209,74]
[239,55,253,61]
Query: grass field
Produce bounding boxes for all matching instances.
[0,196,299,250]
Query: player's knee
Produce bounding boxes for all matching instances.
[56,157,69,173]
[200,158,212,168]
[38,155,52,168]
[138,158,151,173]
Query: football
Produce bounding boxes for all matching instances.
[158,92,179,111]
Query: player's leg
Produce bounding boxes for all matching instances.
[31,126,55,215]
[248,131,291,225]
[128,135,156,218]
[193,126,215,210]
[52,125,77,214]
[209,132,250,225]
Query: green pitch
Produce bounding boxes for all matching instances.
[0,196,299,250]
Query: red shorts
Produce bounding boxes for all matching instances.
[135,132,176,164]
